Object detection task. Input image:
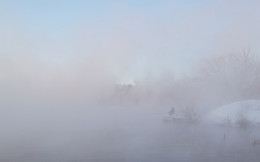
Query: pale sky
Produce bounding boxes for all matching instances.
[1,0,260,82]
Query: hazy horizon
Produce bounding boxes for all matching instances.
[1,1,260,161]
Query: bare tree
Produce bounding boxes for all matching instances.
[199,49,260,102]
[181,105,198,122]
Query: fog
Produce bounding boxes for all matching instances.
[1,0,260,161]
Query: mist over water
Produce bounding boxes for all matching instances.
[1,105,260,162]
[1,0,260,161]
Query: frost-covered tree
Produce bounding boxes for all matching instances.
[198,49,260,103]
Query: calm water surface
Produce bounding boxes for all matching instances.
[0,108,259,162]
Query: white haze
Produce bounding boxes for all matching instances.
[1,0,260,161]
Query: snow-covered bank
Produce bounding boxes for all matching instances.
[207,100,260,125]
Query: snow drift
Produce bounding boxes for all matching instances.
[207,100,260,125]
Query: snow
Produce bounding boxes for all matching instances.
[163,114,186,122]
[207,100,260,124]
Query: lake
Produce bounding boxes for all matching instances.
[0,108,259,162]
